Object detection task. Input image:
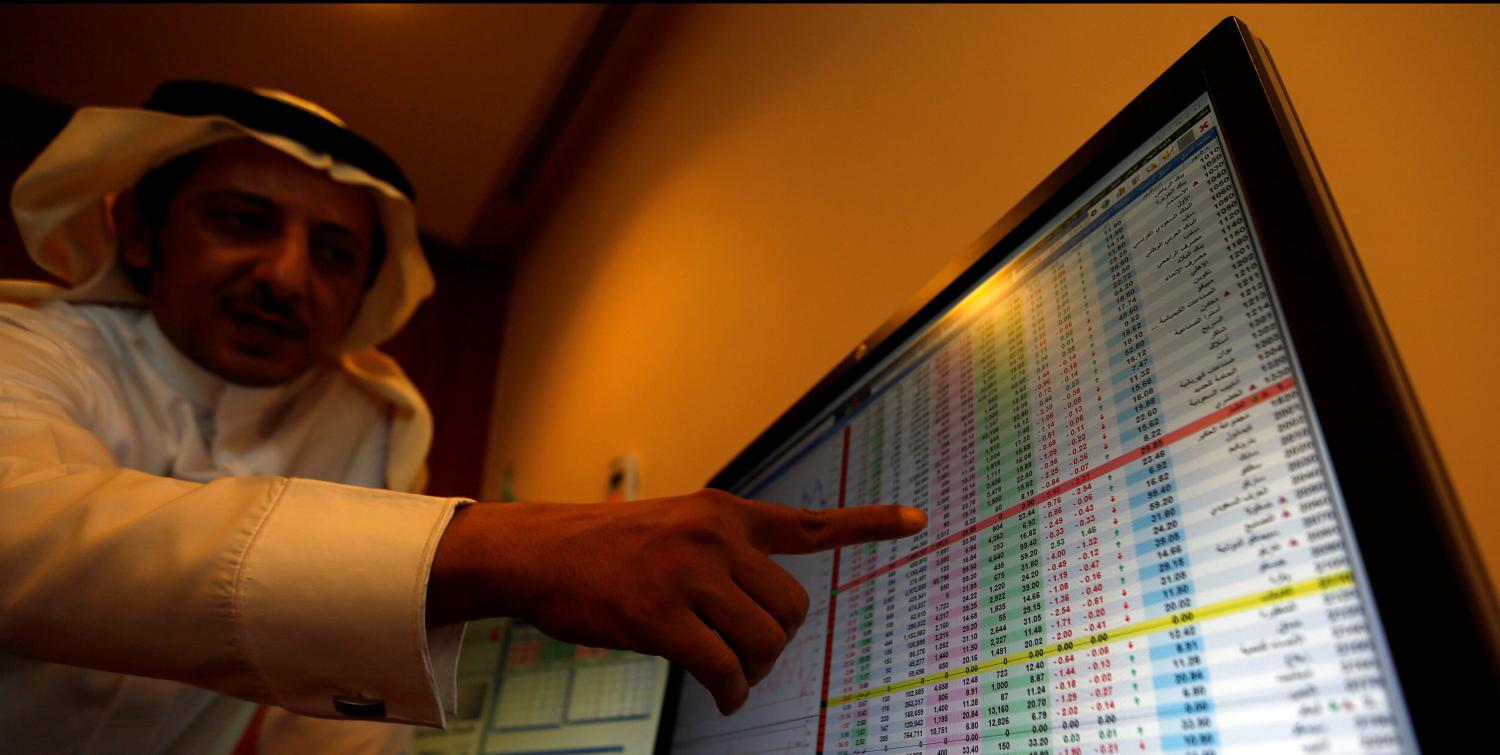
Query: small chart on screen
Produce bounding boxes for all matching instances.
[414,619,669,755]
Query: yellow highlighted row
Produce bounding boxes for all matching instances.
[824,569,1355,709]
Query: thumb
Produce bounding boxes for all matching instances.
[752,503,926,554]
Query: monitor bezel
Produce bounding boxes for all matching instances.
[659,16,1500,752]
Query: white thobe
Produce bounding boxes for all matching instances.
[0,300,464,753]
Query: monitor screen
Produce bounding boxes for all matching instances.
[667,88,1417,754]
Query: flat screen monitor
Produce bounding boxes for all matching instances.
[659,16,1499,755]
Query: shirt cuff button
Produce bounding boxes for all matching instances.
[332,696,387,718]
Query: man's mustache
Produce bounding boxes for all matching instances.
[221,288,309,337]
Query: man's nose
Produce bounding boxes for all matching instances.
[255,229,312,300]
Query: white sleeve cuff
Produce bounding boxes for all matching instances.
[235,477,464,726]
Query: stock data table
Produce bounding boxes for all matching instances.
[813,121,1397,755]
[671,104,1401,755]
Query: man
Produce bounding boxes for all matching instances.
[0,81,926,752]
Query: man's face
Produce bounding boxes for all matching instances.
[121,139,380,387]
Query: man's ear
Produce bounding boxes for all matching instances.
[111,188,152,271]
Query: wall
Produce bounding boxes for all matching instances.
[0,4,597,244]
[484,5,1500,589]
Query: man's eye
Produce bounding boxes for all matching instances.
[210,209,274,234]
[314,244,358,271]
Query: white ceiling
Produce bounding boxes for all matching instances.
[0,3,601,246]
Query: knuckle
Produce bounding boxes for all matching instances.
[791,585,811,625]
[757,622,788,659]
[702,641,743,683]
[796,508,828,539]
[742,621,787,687]
[741,612,788,657]
[638,593,678,628]
[682,519,733,551]
[673,492,748,549]
[698,488,737,506]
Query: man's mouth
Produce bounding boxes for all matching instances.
[222,301,308,340]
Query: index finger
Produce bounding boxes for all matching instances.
[749,502,927,554]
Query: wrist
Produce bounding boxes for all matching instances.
[428,502,519,626]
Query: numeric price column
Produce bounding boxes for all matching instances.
[977,298,1042,755]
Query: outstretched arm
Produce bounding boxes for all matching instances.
[428,489,926,714]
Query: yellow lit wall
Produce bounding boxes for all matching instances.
[484,5,1500,591]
